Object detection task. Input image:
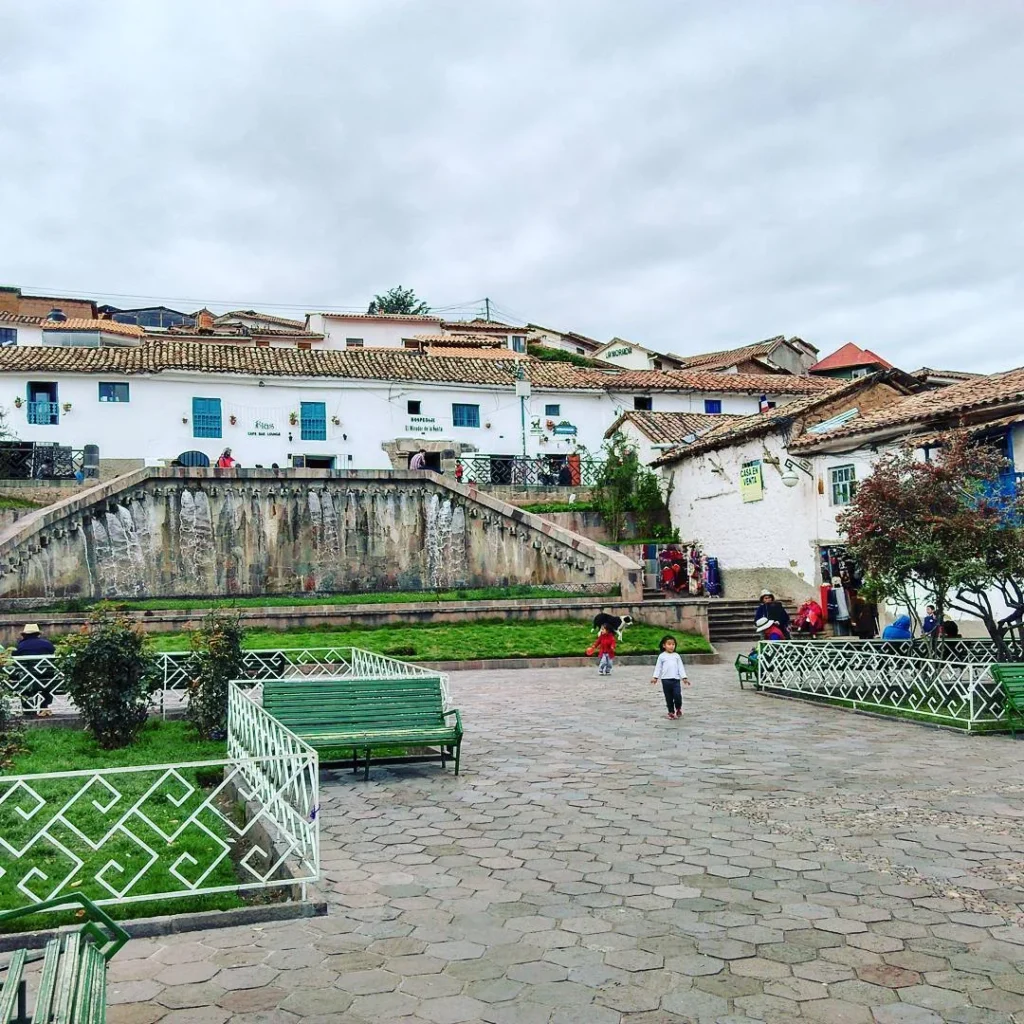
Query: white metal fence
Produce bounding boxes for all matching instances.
[0,685,318,909]
[755,640,1007,731]
[1,646,451,715]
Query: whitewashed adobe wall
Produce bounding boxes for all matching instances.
[2,323,44,346]
[1,369,809,471]
[306,315,443,350]
[664,432,877,600]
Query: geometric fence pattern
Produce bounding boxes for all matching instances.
[1,645,452,714]
[755,640,1007,731]
[0,686,319,908]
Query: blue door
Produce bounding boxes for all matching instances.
[192,397,222,438]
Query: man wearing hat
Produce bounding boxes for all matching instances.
[755,590,791,638]
[12,623,56,716]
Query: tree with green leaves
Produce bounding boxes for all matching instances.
[591,433,673,541]
[367,286,430,315]
[838,432,1024,658]
[186,610,246,740]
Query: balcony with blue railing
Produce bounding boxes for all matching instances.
[26,401,59,425]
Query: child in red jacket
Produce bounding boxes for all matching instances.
[586,625,617,676]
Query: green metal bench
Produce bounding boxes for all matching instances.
[0,893,129,1023]
[263,676,463,780]
[735,653,758,689]
[990,663,1024,736]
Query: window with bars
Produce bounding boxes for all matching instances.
[300,401,327,441]
[830,465,858,506]
[452,403,480,428]
[545,404,560,416]
[704,399,722,414]
[192,397,222,438]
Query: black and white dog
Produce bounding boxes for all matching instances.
[593,612,634,641]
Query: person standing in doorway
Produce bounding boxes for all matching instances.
[651,635,690,720]
[409,449,428,470]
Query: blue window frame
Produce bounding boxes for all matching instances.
[27,382,58,425]
[452,403,480,428]
[99,382,130,403]
[0,328,17,347]
[192,397,222,438]
[300,401,327,441]
[544,404,560,416]
[704,399,722,415]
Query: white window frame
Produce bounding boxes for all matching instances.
[830,464,858,506]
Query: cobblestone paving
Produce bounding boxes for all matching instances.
[106,653,1024,1023]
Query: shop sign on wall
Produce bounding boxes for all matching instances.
[740,459,764,502]
[605,346,632,358]
[552,421,578,436]
[247,419,281,438]
[406,415,444,433]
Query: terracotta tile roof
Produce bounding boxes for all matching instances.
[425,345,530,360]
[605,411,743,444]
[809,342,893,373]
[652,374,899,465]
[791,364,1024,451]
[250,328,324,339]
[674,337,784,370]
[600,369,837,394]
[409,334,506,347]
[911,366,982,381]
[442,318,521,333]
[0,311,44,325]
[216,310,306,329]
[318,311,443,323]
[41,318,144,337]
[526,324,602,349]
[0,339,844,394]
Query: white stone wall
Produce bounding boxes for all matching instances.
[0,369,813,470]
[3,323,44,346]
[307,314,444,350]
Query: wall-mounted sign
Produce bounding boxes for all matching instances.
[406,415,444,433]
[247,419,281,438]
[605,346,632,358]
[529,417,546,436]
[740,459,764,503]
[552,421,578,436]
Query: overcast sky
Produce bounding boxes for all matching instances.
[2,1,1023,371]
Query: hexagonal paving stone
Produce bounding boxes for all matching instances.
[417,994,490,1023]
[334,968,398,995]
[427,941,486,961]
[604,949,663,972]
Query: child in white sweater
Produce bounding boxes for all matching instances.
[650,635,690,719]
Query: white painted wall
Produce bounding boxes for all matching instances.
[307,314,444,350]
[595,344,660,370]
[0,369,814,470]
[2,323,44,346]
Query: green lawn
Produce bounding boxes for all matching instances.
[0,721,253,931]
[38,584,618,614]
[149,619,712,659]
[0,495,42,511]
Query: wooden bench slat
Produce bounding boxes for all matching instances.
[31,938,62,1024]
[53,933,81,1024]
[0,948,27,1022]
[72,944,106,1024]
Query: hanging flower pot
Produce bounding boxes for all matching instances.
[289,411,298,426]
[13,397,22,408]
[62,402,73,413]
[229,414,238,426]
[182,416,188,424]
[331,416,341,426]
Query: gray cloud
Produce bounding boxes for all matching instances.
[1,0,1022,370]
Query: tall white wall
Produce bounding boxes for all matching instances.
[308,315,444,350]
[0,371,811,469]
[3,323,44,346]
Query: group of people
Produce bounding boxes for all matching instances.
[586,626,692,720]
[881,606,960,640]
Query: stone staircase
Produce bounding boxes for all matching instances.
[707,599,799,644]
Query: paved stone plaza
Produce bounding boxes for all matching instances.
[107,652,1024,1023]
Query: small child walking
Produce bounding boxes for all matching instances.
[651,635,690,719]
[586,624,617,675]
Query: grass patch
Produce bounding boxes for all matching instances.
[0,495,42,511]
[0,721,254,932]
[36,584,619,614]
[518,502,598,514]
[150,619,712,659]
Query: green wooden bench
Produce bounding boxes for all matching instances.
[735,652,758,689]
[990,663,1024,736]
[0,893,129,1023]
[263,676,463,780]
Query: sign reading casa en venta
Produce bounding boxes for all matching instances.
[739,459,764,503]
[248,419,281,438]
[406,414,444,434]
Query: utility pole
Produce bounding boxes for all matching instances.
[484,297,491,322]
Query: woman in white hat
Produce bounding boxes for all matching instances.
[754,590,791,637]
[754,617,786,642]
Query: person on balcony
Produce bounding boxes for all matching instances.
[216,448,236,468]
[12,623,56,717]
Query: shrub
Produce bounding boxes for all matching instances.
[56,608,160,749]
[186,611,246,740]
